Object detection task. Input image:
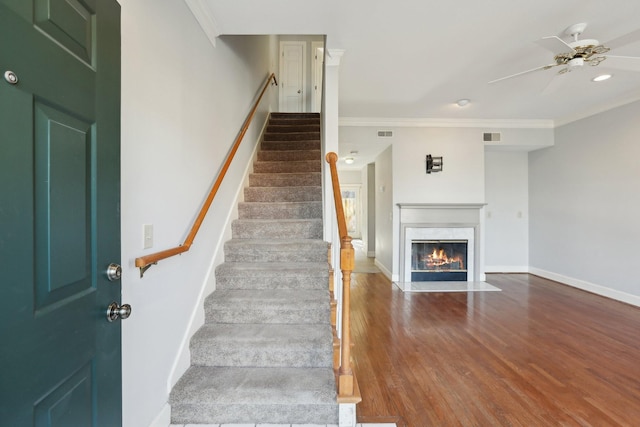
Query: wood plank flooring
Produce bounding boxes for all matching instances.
[350,273,640,426]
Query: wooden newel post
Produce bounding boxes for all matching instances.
[339,235,355,395]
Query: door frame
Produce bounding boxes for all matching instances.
[279,40,307,112]
[311,41,324,113]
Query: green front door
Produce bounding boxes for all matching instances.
[0,1,122,425]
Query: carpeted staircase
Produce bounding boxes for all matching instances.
[169,113,338,424]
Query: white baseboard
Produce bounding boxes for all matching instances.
[485,265,529,273]
[529,267,640,308]
[374,259,393,280]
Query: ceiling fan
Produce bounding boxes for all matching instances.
[489,23,640,84]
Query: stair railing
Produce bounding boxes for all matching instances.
[135,73,278,277]
[325,152,359,401]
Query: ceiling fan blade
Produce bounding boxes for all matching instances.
[602,55,640,72]
[537,36,577,54]
[541,70,570,94]
[605,28,640,50]
[488,63,558,84]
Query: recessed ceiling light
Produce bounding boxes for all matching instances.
[592,74,612,82]
[344,157,355,164]
[456,99,470,107]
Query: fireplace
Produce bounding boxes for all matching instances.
[411,240,468,281]
[397,203,485,285]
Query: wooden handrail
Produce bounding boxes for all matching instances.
[135,73,277,277]
[325,152,358,400]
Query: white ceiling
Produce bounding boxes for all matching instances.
[194,0,640,166]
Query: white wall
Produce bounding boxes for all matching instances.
[484,151,529,272]
[374,146,393,278]
[360,165,369,252]
[529,101,640,305]
[337,170,362,184]
[120,1,278,426]
[367,163,376,256]
[347,125,553,280]
[389,127,486,278]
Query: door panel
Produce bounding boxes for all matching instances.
[279,41,306,112]
[0,1,121,425]
[34,102,93,306]
[34,0,95,65]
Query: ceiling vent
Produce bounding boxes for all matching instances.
[377,130,393,138]
[483,132,501,142]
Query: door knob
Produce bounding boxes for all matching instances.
[106,263,122,281]
[297,89,301,93]
[106,302,132,322]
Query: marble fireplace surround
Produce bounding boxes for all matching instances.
[398,203,486,284]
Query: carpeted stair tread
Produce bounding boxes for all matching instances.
[257,149,321,162]
[263,131,320,142]
[249,172,321,187]
[267,118,320,126]
[261,140,321,151]
[190,323,334,367]
[238,201,322,219]
[244,186,322,203]
[266,124,320,133]
[224,239,328,262]
[205,289,330,324]
[215,261,329,277]
[232,218,322,239]
[269,112,320,120]
[253,160,321,173]
[169,366,338,424]
[244,185,322,202]
[215,262,328,290]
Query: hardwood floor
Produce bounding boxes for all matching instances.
[350,273,640,426]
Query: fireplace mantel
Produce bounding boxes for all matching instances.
[398,203,487,209]
[397,203,486,284]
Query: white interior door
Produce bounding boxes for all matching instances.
[311,42,324,113]
[279,41,306,112]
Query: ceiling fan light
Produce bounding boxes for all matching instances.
[567,57,584,69]
[592,74,612,82]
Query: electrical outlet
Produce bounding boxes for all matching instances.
[143,224,153,249]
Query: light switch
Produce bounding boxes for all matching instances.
[143,224,153,249]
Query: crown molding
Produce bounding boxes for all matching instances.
[339,117,554,129]
[184,0,221,47]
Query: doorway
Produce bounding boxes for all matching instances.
[279,41,307,112]
[341,185,362,239]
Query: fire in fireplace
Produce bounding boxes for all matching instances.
[411,240,468,281]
